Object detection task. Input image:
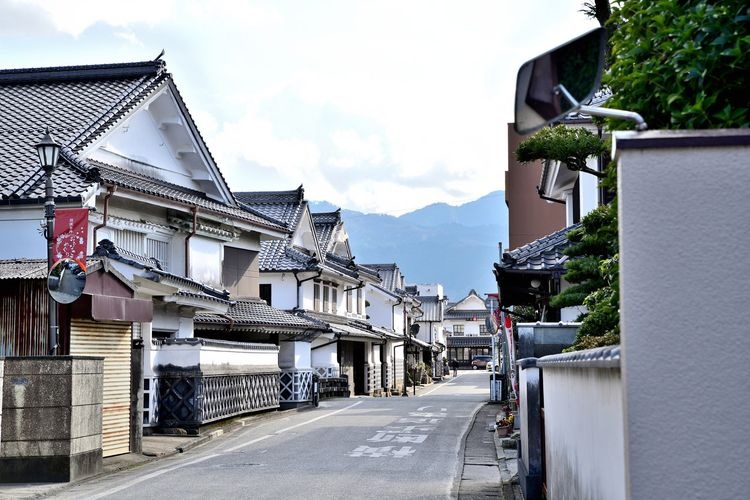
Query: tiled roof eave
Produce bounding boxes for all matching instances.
[92,161,288,234]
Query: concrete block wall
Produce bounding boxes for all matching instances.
[0,356,104,483]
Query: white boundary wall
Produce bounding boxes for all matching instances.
[616,130,750,499]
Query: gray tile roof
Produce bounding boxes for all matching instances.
[312,211,340,254]
[495,224,579,272]
[361,263,402,291]
[302,311,387,340]
[93,161,286,231]
[0,60,166,201]
[92,239,230,302]
[445,309,489,320]
[259,240,319,272]
[446,336,492,348]
[0,58,267,236]
[235,186,307,230]
[195,298,325,330]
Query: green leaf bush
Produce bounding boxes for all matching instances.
[605,0,750,129]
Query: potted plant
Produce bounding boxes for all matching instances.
[496,413,514,437]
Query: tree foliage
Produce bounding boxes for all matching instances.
[604,0,750,130]
[515,125,607,174]
[552,196,620,350]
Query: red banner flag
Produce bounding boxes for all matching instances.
[53,208,89,270]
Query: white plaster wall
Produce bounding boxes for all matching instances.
[188,235,222,288]
[154,341,279,370]
[415,283,444,298]
[0,208,49,260]
[366,287,396,330]
[311,341,338,370]
[543,366,625,500]
[279,341,311,369]
[299,280,315,311]
[262,273,298,309]
[616,132,750,499]
[393,307,405,335]
[579,157,599,219]
[444,319,482,336]
[392,342,405,390]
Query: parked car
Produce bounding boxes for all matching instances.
[471,355,493,370]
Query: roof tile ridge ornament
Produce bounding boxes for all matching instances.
[59,146,100,182]
[0,59,164,84]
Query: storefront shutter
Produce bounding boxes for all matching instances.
[70,319,131,457]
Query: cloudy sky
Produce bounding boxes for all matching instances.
[2,0,597,215]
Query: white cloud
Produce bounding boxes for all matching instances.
[114,31,144,47]
[14,0,176,37]
[329,130,384,168]
[3,0,599,215]
[209,111,321,190]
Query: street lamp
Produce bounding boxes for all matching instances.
[36,127,61,355]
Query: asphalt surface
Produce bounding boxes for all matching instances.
[0,372,521,500]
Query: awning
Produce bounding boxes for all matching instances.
[369,325,403,340]
[410,337,431,349]
[73,293,153,322]
[330,323,384,341]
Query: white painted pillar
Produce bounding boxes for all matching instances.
[279,341,312,370]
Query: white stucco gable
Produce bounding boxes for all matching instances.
[291,205,322,258]
[329,224,353,259]
[82,82,234,204]
[451,290,486,311]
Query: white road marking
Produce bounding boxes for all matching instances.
[418,384,449,397]
[86,453,220,499]
[226,400,363,451]
[90,401,363,498]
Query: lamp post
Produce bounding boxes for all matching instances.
[36,127,61,355]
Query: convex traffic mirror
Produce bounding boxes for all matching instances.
[514,27,606,134]
[48,258,86,304]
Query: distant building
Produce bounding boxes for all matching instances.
[444,289,494,368]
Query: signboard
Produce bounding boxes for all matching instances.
[53,208,89,270]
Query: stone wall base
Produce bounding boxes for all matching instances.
[0,448,102,483]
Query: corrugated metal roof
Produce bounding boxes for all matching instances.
[0,259,47,280]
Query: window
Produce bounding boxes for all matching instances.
[314,282,321,311]
[479,324,487,334]
[356,288,363,315]
[323,283,330,312]
[346,289,353,312]
[332,287,338,314]
[259,284,272,306]
[113,229,170,271]
[453,325,465,336]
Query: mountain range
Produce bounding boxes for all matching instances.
[309,191,508,302]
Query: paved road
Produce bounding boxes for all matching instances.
[52,372,491,500]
